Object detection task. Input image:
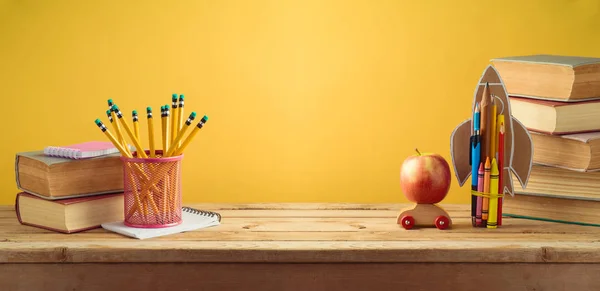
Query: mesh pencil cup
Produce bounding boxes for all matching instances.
[121,150,183,228]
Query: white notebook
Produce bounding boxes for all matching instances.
[102,207,221,239]
[44,141,133,159]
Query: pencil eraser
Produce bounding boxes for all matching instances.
[147,106,152,112]
[108,99,113,105]
[202,115,208,122]
[95,119,101,125]
[179,94,184,100]
[111,104,118,111]
[190,112,197,118]
[106,110,111,116]
[132,110,138,115]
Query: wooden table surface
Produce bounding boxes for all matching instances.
[1,203,600,291]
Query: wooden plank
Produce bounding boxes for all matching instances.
[2,216,598,237]
[1,240,600,263]
[1,263,599,291]
[3,228,600,242]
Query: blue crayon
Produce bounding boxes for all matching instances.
[470,103,481,226]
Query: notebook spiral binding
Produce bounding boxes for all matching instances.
[182,206,222,222]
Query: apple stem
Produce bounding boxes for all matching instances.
[415,148,421,156]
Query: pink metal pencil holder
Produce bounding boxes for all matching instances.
[121,150,183,228]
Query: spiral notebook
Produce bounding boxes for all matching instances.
[44,141,132,159]
[101,207,222,239]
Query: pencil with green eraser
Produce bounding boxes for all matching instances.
[164,104,170,155]
[160,106,167,156]
[95,119,131,157]
[132,110,140,140]
[172,115,208,156]
[112,105,148,158]
[166,112,196,156]
[147,107,156,158]
[171,94,178,145]
[177,94,185,146]
[107,101,130,156]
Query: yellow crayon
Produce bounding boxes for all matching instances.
[487,158,499,229]
[113,105,148,158]
[170,95,178,145]
[490,98,497,159]
[166,112,197,157]
[172,115,208,156]
[482,157,490,221]
[147,107,156,158]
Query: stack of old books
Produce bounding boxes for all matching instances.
[491,54,600,226]
[14,141,132,233]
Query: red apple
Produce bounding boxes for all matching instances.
[400,148,451,204]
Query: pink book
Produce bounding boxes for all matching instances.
[43,141,129,159]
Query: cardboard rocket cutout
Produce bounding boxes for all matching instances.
[450,65,533,196]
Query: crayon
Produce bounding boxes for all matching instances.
[147,107,156,158]
[171,94,178,145]
[172,115,208,156]
[132,110,140,140]
[470,103,481,226]
[497,120,505,226]
[178,95,185,146]
[113,105,148,158]
[482,157,491,223]
[166,112,197,157]
[476,162,484,226]
[487,158,499,228]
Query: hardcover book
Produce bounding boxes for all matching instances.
[15,192,124,233]
[491,54,600,101]
[15,151,125,199]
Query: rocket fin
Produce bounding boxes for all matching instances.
[450,118,472,187]
[508,116,533,195]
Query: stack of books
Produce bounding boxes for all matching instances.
[491,54,600,226]
[14,142,131,233]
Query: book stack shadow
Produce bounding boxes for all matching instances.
[492,54,600,226]
[14,142,130,233]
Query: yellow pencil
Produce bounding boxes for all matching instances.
[164,104,171,154]
[108,101,131,156]
[132,110,140,140]
[161,106,167,155]
[490,98,497,159]
[172,115,208,156]
[166,112,197,156]
[112,105,148,158]
[147,107,156,158]
[95,119,131,158]
[487,158,499,229]
[170,94,178,145]
[177,94,185,146]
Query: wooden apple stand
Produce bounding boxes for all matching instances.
[397,204,452,230]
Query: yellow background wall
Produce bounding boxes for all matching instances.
[1,0,599,205]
